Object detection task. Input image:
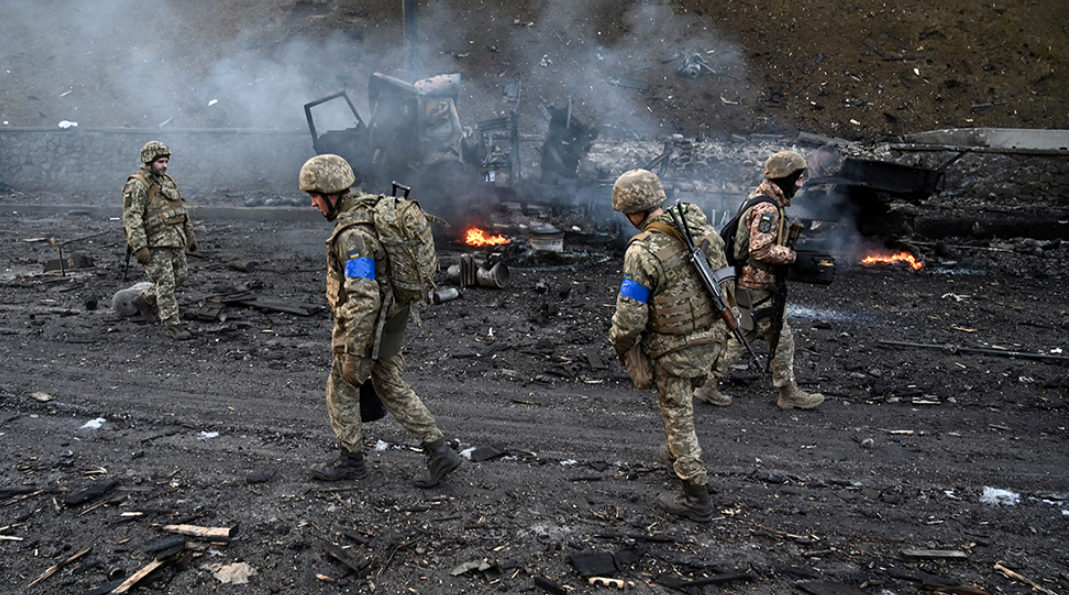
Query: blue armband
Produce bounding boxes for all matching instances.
[344,252,375,280]
[619,278,651,303]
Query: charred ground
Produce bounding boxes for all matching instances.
[0,210,1067,594]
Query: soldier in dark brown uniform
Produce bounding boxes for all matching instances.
[695,151,824,410]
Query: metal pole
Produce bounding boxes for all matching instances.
[879,340,1069,363]
[403,0,419,77]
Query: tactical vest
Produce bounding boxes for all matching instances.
[738,192,787,274]
[628,221,720,357]
[127,172,187,237]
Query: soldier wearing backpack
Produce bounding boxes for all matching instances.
[299,154,462,488]
[609,169,729,523]
[695,151,824,410]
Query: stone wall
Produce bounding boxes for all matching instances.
[2,127,1065,216]
[0,127,312,202]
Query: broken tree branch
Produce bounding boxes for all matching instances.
[28,540,94,587]
[161,523,239,540]
[994,562,1059,595]
[111,558,165,594]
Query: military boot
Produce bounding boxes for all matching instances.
[693,380,731,406]
[311,446,368,481]
[777,383,824,410]
[414,438,462,488]
[131,294,155,324]
[165,323,192,341]
[657,479,714,523]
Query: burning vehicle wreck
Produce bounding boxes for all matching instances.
[305,71,615,247]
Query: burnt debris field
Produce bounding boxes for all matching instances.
[2,0,1069,594]
[0,204,1067,594]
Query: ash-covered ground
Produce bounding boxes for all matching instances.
[0,202,1066,594]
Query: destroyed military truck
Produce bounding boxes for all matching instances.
[304,72,517,222]
[304,72,612,228]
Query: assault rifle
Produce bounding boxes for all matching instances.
[666,203,764,370]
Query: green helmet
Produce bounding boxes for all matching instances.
[763,151,807,179]
[612,169,667,214]
[140,141,171,164]
[299,154,356,194]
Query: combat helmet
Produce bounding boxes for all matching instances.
[140,141,171,164]
[299,154,356,195]
[763,151,807,180]
[612,169,667,214]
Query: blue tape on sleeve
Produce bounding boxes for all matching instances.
[619,278,651,303]
[344,256,375,280]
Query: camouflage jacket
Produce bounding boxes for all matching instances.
[609,203,727,378]
[325,194,397,356]
[122,167,194,251]
[738,180,796,289]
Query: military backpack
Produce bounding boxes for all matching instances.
[370,195,443,306]
[719,194,776,273]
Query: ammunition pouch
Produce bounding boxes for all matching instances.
[788,250,836,285]
[623,343,654,390]
[129,172,187,234]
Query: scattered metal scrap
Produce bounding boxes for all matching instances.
[43,252,93,273]
[445,254,510,288]
[887,567,989,595]
[879,340,1069,363]
[654,569,757,590]
[210,292,324,316]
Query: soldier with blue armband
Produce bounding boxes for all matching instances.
[608,169,730,523]
[300,154,461,489]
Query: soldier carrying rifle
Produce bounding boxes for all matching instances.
[695,151,824,410]
[608,169,734,523]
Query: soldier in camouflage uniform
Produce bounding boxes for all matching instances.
[609,169,729,523]
[695,151,824,410]
[299,154,461,488]
[122,141,196,341]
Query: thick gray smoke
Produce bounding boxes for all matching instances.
[1,0,406,130]
[3,0,746,135]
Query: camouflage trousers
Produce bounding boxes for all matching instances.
[655,359,708,486]
[140,247,188,326]
[714,288,797,388]
[326,352,443,453]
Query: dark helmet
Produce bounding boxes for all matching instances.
[299,154,356,194]
[612,169,667,214]
[140,141,171,164]
[763,151,807,179]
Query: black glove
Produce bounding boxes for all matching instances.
[187,237,198,252]
[136,247,152,265]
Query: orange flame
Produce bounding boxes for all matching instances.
[861,251,923,270]
[465,227,510,246]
